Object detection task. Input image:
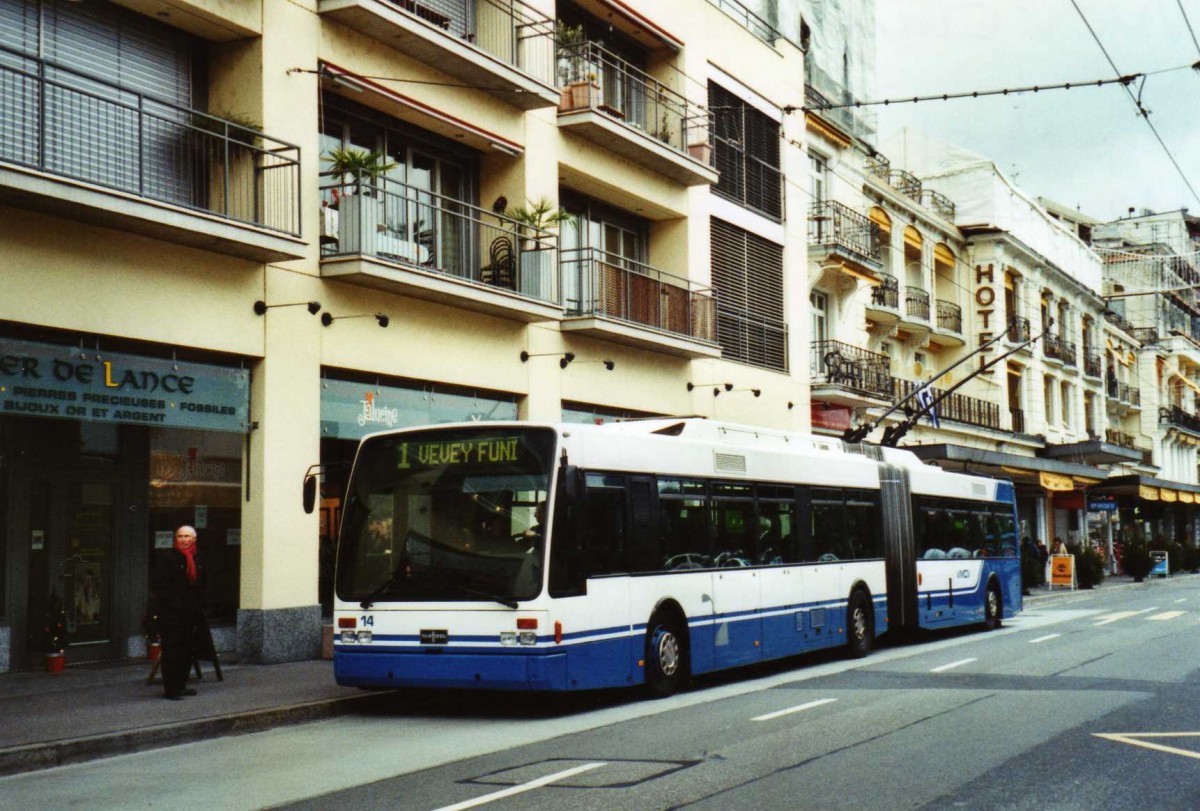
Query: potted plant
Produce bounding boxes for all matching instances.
[322,148,398,254]
[556,21,596,112]
[322,147,397,197]
[43,590,69,673]
[1068,542,1105,589]
[143,599,162,662]
[504,198,572,299]
[1121,542,1154,582]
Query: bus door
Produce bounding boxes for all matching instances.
[709,484,761,669]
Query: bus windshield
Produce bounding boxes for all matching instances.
[336,427,556,606]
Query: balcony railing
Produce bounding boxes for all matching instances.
[1043,333,1064,361]
[557,41,710,163]
[1106,380,1141,407]
[386,0,555,84]
[870,272,899,310]
[921,189,955,220]
[1084,350,1102,378]
[320,178,557,302]
[1062,339,1078,367]
[864,153,891,182]
[811,340,891,399]
[707,0,781,43]
[1010,407,1026,433]
[1130,326,1160,345]
[561,247,715,343]
[1007,316,1032,343]
[905,287,930,321]
[936,299,962,334]
[716,304,788,372]
[0,44,301,235]
[1104,309,1136,335]
[808,200,882,265]
[894,378,1001,431]
[1105,429,1138,449]
[889,169,923,202]
[1161,405,1200,434]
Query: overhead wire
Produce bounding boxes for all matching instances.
[1176,0,1200,58]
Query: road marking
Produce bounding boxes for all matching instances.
[432,762,607,811]
[1029,634,1060,644]
[1175,598,1188,604]
[1093,608,1157,626]
[1093,733,1200,761]
[752,698,838,722]
[930,658,977,673]
[1147,611,1186,621]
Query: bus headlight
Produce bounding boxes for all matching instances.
[356,630,373,643]
[499,631,518,646]
[518,631,537,646]
[341,631,357,644]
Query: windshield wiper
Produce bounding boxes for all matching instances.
[360,566,405,609]
[443,580,518,609]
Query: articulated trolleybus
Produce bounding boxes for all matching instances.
[330,419,1021,695]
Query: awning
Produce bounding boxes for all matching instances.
[1093,473,1200,502]
[869,206,892,232]
[909,444,1108,484]
[1161,488,1178,503]
[903,225,923,250]
[1140,485,1159,501]
[934,243,955,266]
[1181,492,1195,504]
[1040,439,1142,465]
[1039,472,1075,492]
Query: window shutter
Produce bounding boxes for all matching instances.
[711,219,787,371]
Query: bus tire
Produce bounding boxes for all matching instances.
[645,615,686,698]
[984,581,1002,631]
[846,589,874,658]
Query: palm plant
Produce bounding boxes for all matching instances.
[322,147,397,192]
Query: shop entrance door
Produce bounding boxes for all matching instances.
[22,471,123,664]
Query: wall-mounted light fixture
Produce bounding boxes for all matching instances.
[320,312,389,328]
[254,300,321,316]
[731,387,762,398]
[687,382,733,396]
[520,351,575,369]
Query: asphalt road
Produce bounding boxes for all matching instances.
[5,579,1200,810]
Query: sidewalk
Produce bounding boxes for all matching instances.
[0,572,1164,779]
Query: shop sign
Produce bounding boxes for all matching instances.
[320,378,518,441]
[811,403,852,431]
[1038,471,1075,492]
[1088,495,1119,512]
[0,338,249,432]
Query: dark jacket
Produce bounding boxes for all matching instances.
[152,549,207,617]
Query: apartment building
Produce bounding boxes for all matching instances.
[0,0,831,671]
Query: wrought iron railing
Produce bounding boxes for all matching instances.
[1007,316,1032,343]
[1161,405,1200,434]
[560,247,715,343]
[0,44,301,235]
[893,378,1001,430]
[1010,407,1026,433]
[808,200,882,264]
[707,0,781,43]
[388,0,556,84]
[921,189,956,221]
[811,340,891,399]
[319,177,557,302]
[906,287,930,321]
[1106,380,1141,406]
[889,168,922,202]
[717,303,788,371]
[1084,350,1102,378]
[1130,326,1160,345]
[1104,309,1136,335]
[870,272,899,310]
[936,300,962,334]
[1105,429,1140,449]
[1062,339,1078,367]
[1044,333,1064,361]
[557,41,710,163]
[864,153,891,181]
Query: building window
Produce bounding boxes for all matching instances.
[711,218,787,371]
[709,82,782,220]
[1043,375,1056,425]
[810,153,827,204]
[1060,381,1072,428]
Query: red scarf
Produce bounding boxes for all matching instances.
[175,541,198,584]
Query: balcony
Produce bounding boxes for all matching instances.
[319,178,561,322]
[317,0,559,110]
[1043,333,1065,363]
[1105,429,1139,450]
[1007,316,1032,346]
[1083,349,1103,378]
[931,299,964,346]
[864,153,891,182]
[560,248,719,358]
[905,286,931,324]
[1062,339,1078,368]
[1161,405,1200,435]
[1130,326,1160,345]
[865,272,900,324]
[811,340,891,406]
[1104,309,1136,335]
[888,169,922,203]
[717,304,788,372]
[893,378,1002,431]
[1106,380,1142,410]
[708,0,781,44]
[1010,407,1026,433]
[920,189,956,221]
[556,42,717,185]
[808,200,882,271]
[0,46,303,262]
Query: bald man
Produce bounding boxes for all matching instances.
[152,525,207,700]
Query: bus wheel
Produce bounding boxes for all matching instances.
[846,590,874,658]
[645,616,685,698]
[984,583,1002,630]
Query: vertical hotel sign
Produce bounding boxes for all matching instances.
[0,338,249,432]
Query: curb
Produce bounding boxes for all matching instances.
[0,690,395,778]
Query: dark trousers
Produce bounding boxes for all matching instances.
[160,611,200,695]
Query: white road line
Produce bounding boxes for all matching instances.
[752,698,838,722]
[1029,634,1061,644]
[431,762,607,811]
[930,658,977,673]
[1175,598,1189,604]
[1147,611,1186,621]
[1093,608,1157,626]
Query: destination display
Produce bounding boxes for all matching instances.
[0,338,250,433]
[397,436,523,469]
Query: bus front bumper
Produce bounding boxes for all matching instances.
[334,648,569,691]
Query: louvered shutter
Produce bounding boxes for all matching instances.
[708,81,782,220]
[711,219,787,371]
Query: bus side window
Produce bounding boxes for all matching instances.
[755,495,795,565]
[994,510,1017,556]
[811,488,844,561]
[660,496,710,570]
[582,484,626,577]
[627,476,659,572]
[845,490,881,559]
[921,503,948,559]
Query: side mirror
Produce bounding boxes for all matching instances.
[303,475,317,514]
[561,464,585,505]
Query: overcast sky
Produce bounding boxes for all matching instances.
[874,0,1200,222]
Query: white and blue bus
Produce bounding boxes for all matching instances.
[323,418,1021,695]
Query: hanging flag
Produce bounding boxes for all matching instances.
[916,382,940,429]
